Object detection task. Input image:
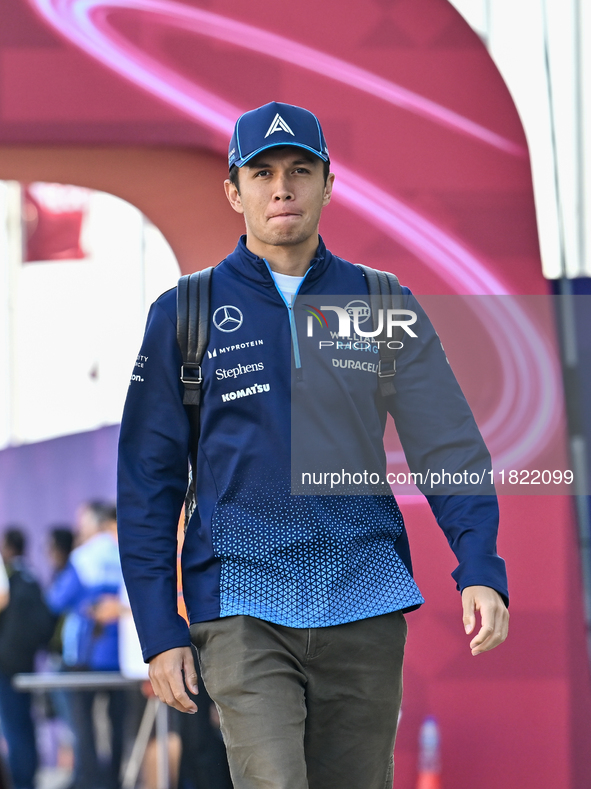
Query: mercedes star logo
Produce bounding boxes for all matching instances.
[213,305,243,333]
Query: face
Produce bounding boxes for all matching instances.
[75,505,99,544]
[224,148,334,255]
[49,541,67,571]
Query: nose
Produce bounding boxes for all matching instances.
[272,173,294,201]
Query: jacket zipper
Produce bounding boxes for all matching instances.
[264,259,311,370]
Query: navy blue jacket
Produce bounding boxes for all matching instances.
[118,237,508,662]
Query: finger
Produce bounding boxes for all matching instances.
[183,652,199,696]
[148,672,165,705]
[149,661,198,713]
[469,621,496,654]
[469,595,496,654]
[462,590,476,635]
[163,663,198,713]
[470,599,496,655]
[470,604,508,655]
[156,675,197,713]
[167,680,198,714]
[487,606,509,652]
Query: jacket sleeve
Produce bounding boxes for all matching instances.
[387,290,509,605]
[117,297,193,661]
[46,563,84,614]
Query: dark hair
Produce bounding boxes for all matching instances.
[3,527,26,556]
[84,500,117,526]
[228,154,331,194]
[228,164,240,191]
[50,526,74,557]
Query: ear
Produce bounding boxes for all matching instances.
[224,179,244,215]
[322,172,335,207]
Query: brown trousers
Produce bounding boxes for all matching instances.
[190,611,407,789]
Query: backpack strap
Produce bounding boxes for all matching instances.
[356,264,403,398]
[176,267,214,526]
[177,268,213,407]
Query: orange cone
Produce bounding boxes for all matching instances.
[416,771,442,789]
[416,717,442,789]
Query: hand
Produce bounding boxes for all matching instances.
[462,585,509,656]
[91,595,122,624]
[148,646,199,713]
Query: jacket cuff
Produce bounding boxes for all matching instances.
[451,555,509,607]
[142,631,192,663]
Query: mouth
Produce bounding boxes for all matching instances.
[268,212,301,219]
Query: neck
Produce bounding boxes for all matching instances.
[245,233,319,277]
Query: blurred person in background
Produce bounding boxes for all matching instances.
[47,526,75,660]
[47,503,124,789]
[56,503,106,689]
[75,501,108,548]
[45,526,76,771]
[0,527,57,789]
[49,527,75,576]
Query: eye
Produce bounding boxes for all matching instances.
[254,169,271,177]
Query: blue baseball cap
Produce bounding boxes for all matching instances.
[228,101,330,169]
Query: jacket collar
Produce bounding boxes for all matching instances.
[223,235,332,288]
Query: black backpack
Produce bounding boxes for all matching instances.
[176,264,402,524]
[0,567,58,675]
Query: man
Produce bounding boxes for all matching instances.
[0,528,54,789]
[118,101,509,789]
[47,502,124,789]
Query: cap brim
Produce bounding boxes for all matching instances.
[233,141,329,169]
